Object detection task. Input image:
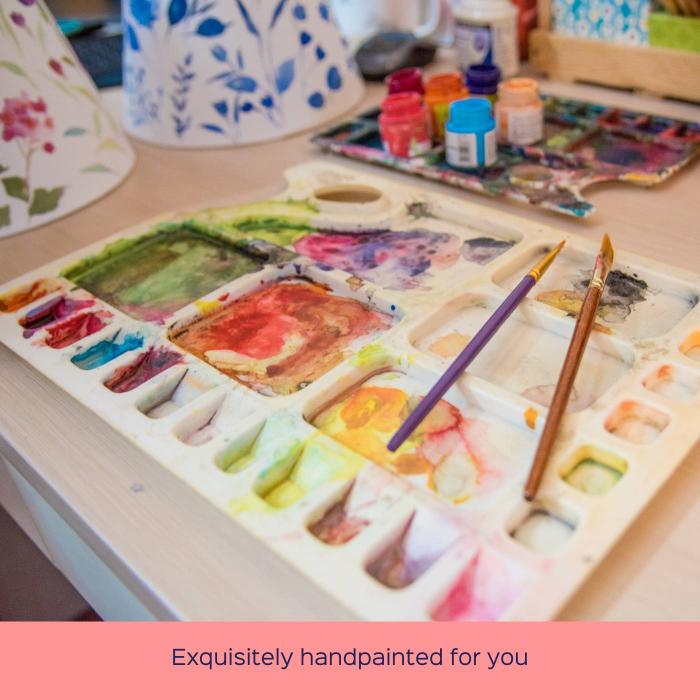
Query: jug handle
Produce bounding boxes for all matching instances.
[414,0,452,41]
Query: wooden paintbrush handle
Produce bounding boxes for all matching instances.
[524,285,602,500]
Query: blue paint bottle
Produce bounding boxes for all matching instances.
[445,97,497,169]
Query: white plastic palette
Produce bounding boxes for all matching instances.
[1,162,699,621]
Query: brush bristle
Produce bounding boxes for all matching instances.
[600,233,614,272]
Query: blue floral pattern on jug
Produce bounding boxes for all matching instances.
[122,0,363,147]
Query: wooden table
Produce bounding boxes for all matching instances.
[1,72,699,620]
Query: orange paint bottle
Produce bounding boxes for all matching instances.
[423,72,469,141]
[494,77,543,146]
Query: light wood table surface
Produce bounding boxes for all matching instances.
[1,68,699,620]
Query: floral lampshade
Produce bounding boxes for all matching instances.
[0,0,134,238]
[122,0,365,147]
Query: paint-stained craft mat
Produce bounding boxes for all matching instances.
[1,161,699,621]
[312,95,700,218]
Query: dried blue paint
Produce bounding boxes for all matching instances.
[71,331,144,370]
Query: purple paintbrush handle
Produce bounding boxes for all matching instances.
[387,275,535,452]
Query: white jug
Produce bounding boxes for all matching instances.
[331,0,452,46]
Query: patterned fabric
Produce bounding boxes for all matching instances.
[552,0,650,45]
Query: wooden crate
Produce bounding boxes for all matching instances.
[529,0,700,102]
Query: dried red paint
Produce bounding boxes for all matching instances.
[169,278,392,395]
[20,295,94,337]
[104,346,182,393]
[44,311,112,349]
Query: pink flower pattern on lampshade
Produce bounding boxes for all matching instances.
[1,92,55,152]
[0,0,134,236]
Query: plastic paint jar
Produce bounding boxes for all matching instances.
[445,97,496,169]
[386,67,425,95]
[379,92,432,158]
[423,72,469,141]
[465,63,501,105]
[452,0,519,78]
[495,77,543,145]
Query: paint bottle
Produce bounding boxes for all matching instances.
[385,67,425,96]
[423,72,469,141]
[378,92,432,158]
[495,77,543,146]
[464,63,501,105]
[445,97,497,169]
[451,0,519,78]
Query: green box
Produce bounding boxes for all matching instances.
[649,12,700,54]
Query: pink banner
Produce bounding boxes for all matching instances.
[1,622,695,696]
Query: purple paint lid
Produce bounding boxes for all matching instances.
[465,64,501,95]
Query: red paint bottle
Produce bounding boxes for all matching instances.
[385,67,425,95]
[379,92,432,159]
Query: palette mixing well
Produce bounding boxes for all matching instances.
[1,161,699,620]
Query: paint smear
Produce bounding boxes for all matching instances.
[642,364,700,401]
[230,435,364,513]
[564,458,624,495]
[293,229,461,290]
[104,346,182,393]
[432,546,534,621]
[311,374,504,503]
[429,331,470,358]
[20,295,95,338]
[310,496,369,545]
[604,400,669,444]
[309,470,400,545]
[0,279,63,313]
[63,227,266,323]
[169,278,392,396]
[140,369,214,419]
[194,199,317,246]
[71,331,145,370]
[511,509,576,556]
[523,406,538,429]
[537,269,648,324]
[366,509,460,589]
[43,311,112,349]
[461,237,515,265]
[680,331,700,361]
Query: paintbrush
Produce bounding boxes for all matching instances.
[524,234,614,501]
[387,241,566,453]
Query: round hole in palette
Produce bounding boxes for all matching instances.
[1,161,699,621]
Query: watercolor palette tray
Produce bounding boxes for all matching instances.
[312,95,700,218]
[1,161,700,621]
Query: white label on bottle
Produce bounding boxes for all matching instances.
[455,25,492,67]
[506,109,543,146]
[483,130,496,165]
[446,130,496,168]
[454,18,517,77]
